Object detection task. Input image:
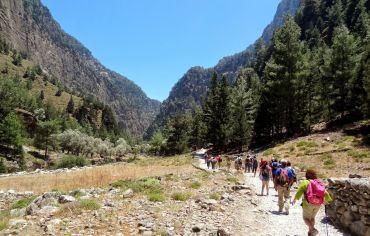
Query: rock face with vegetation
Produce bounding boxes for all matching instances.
[0,0,160,136]
[146,0,301,136]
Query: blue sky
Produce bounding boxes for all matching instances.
[41,0,280,101]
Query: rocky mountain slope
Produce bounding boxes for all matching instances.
[147,0,300,136]
[0,0,160,136]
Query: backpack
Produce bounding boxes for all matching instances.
[261,167,269,178]
[306,180,326,205]
[276,168,289,186]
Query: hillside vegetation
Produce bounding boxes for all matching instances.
[146,0,370,157]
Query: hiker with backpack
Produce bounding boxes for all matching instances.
[270,157,280,179]
[273,159,294,215]
[216,154,222,168]
[211,157,217,169]
[287,161,297,187]
[244,156,251,173]
[252,156,258,177]
[206,155,211,169]
[259,160,272,196]
[292,169,332,236]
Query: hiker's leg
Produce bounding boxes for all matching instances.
[277,186,284,211]
[284,187,290,212]
[303,218,314,232]
[266,181,269,195]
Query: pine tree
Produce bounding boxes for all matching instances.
[34,120,60,159]
[189,108,206,149]
[218,75,231,150]
[0,112,24,156]
[326,0,344,43]
[329,25,359,117]
[253,38,267,77]
[262,16,305,135]
[164,113,191,155]
[203,72,220,148]
[230,68,260,151]
[66,95,75,114]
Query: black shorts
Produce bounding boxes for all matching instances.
[252,166,257,172]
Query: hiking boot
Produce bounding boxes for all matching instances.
[311,229,319,236]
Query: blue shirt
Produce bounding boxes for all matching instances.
[275,167,294,178]
[271,162,280,175]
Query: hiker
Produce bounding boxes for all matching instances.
[206,156,211,169]
[273,159,294,214]
[259,160,271,196]
[211,157,217,169]
[217,154,222,168]
[245,156,251,173]
[287,161,297,187]
[270,158,280,179]
[292,169,332,236]
[252,156,258,177]
[204,152,209,164]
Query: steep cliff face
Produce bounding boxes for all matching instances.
[0,0,160,136]
[147,0,301,137]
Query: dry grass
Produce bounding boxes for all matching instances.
[0,156,196,193]
[260,132,370,178]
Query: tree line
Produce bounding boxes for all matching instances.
[151,0,370,155]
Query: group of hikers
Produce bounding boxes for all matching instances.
[204,153,222,169]
[203,152,332,236]
[254,156,332,236]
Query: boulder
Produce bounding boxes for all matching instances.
[38,206,59,215]
[123,189,134,198]
[58,195,76,204]
[10,208,26,218]
[350,221,370,236]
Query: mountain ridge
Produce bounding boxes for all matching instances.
[146,0,301,137]
[0,0,160,136]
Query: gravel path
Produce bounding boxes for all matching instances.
[242,172,348,236]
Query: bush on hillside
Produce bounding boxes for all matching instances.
[56,155,87,169]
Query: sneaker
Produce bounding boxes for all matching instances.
[311,229,319,236]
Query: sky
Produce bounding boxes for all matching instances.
[41,0,280,101]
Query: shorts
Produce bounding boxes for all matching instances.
[303,203,321,220]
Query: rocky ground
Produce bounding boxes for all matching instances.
[0,158,352,236]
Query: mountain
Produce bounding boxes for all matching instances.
[146,0,301,137]
[0,0,160,136]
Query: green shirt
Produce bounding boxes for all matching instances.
[294,179,332,207]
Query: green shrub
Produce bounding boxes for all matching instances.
[171,192,191,201]
[11,196,37,209]
[296,141,318,148]
[189,181,201,189]
[78,199,100,210]
[263,148,276,156]
[111,177,162,194]
[0,220,8,231]
[0,210,9,231]
[0,158,7,174]
[147,193,165,202]
[226,176,238,183]
[347,150,370,161]
[56,155,87,169]
[69,189,85,198]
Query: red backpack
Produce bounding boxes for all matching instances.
[306,179,326,205]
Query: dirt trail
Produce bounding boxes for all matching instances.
[241,172,347,236]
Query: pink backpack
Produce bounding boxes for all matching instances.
[306,179,326,205]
